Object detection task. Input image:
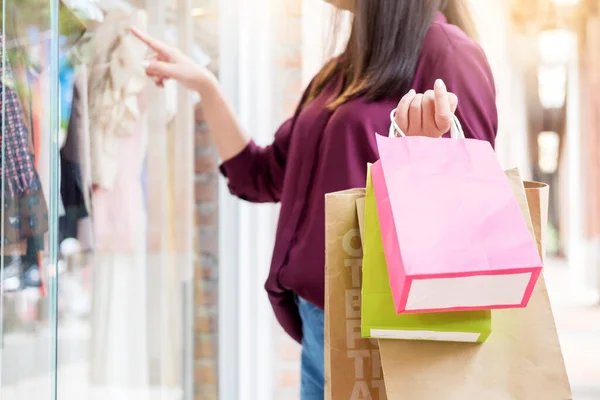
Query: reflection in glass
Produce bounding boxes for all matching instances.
[1,0,62,398]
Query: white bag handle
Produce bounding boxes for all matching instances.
[388,109,465,139]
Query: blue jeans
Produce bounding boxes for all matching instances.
[298,297,325,400]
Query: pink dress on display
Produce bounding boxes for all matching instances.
[89,114,149,388]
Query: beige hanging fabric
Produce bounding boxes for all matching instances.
[87,7,147,189]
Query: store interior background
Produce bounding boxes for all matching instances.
[0,0,599,399]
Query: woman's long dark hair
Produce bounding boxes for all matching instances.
[307,0,477,109]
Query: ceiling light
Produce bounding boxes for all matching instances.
[192,8,206,18]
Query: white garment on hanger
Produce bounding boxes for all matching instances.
[88,7,152,388]
[90,113,149,388]
[87,7,147,189]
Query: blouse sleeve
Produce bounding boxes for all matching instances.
[219,75,318,203]
[219,118,293,203]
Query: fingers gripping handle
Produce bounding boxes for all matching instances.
[388,109,465,139]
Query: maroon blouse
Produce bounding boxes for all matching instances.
[220,13,498,343]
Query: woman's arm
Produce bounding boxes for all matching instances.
[218,118,293,203]
[197,75,251,162]
[132,27,251,161]
[198,76,293,202]
[131,27,294,203]
[199,75,292,203]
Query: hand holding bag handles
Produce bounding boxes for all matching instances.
[372,108,542,314]
[388,108,465,139]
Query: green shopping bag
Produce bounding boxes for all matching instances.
[359,164,492,343]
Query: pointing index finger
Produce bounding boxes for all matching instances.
[130,26,171,57]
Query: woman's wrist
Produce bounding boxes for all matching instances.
[194,69,219,96]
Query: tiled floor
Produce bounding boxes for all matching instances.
[545,261,600,400]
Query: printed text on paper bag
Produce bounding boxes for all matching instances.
[343,229,387,399]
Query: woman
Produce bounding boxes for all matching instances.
[132,0,497,397]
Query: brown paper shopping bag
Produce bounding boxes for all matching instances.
[378,169,572,400]
[325,189,387,400]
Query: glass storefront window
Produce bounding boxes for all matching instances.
[1,0,63,397]
[0,1,204,398]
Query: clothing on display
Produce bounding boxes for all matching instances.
[89,247,149,387]
[60,55,76,141]
[1,0,188,390]
[1,2,90,290]
[63,65,91,190]
[0,32,49,300]
[0,35,48,250]
[89,89,150,388]
[87,7,147,189]
[0,35,41,195]
[2,188,49,246]
[60,156,88,242]
[82,5,152,387]
[60,65,93,248]
[62,0,104,23]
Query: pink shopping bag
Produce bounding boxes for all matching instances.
[371,111,542,314]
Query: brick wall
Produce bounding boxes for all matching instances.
[192,2,221,397]
[194,103,220,400]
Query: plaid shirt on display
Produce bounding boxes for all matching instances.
[1,37,39,194]
[0,36,48,244]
